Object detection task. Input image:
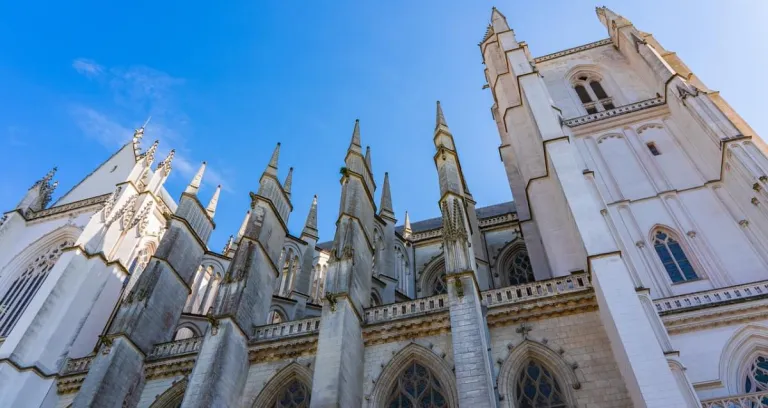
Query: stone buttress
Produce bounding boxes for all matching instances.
[433,101,498,407]
[310,120,376,408]
[181,143,292,408]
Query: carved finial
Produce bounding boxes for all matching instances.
[156,149,175,173]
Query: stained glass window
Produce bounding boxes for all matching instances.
[515,360,567,408]
[386,361,448,408]
[0,240,72,337]
[508,251,535,286]
[652,230,698,283]
[274,379,311,408]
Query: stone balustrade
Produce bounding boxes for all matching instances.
[654,280,768,314]
[61,355,94,376]
[252,317,321,342]
[484,273,591,307]
[701,391,768,407]
[365,294,449,324]
[563,97,665,127]
[147,336,203,360]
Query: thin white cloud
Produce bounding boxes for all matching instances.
[72,58,104,78]
[69,59,233,192]
[69,105,132,148]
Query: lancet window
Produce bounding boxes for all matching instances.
[514,359,567,408]
[394,245,411,296]
[185,265,221,315]
[385,361,449,408]
[0,239,73,337]
[652,229,698,283]
[309,263,326,303]
[572,73,615,114]
[275,247,301,296]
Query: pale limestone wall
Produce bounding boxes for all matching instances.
[137,375,185,408]
[538,44,656,119]
[490,311,633,407]
[669,318,768,401]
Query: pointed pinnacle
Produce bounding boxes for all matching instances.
[379,172,393,215]
[237,210,251,238]
[283,167,294,197]
[365,146,373,172]
[403,210,412,238]
[436,101,448,129]
[42,167,58,183]
[206,185,221,218]
[185,161,207,195]
[350,119,361,147]
[302,195,319,238]
[265,143,280,177]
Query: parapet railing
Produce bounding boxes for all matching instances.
[252,317,321,342]
[60,355,94,376]
[365,294,449,324]
[654,280,768,314]
[563,97,665,127]
[700,391,768,407]
[484,273,591,307]
[147,336,202,360]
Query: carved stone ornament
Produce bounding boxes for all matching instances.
[739,219,750,227]
[635,241,645,248]
[687,231,696,238]
[752,197,760,206]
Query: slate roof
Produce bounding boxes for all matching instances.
[316,201,515,250]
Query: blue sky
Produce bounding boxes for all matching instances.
[2,1,767,248]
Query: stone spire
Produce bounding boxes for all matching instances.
[365,146,373,172]
[436,100,449,130]
[379,172,394,219]
[403,211,412,239]
[283,167,294,197]
[185,161,206,195]
[143,140,159,166]
[157,149,175,173]
[265,142,280,177]
[206,185,221,218]
[490,6,510,31]
[302,195,319,239]
[349,119,362,154]
[236,210,250,239]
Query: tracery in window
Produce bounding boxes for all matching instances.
[275,247,300,296]
[386,361,448,408]
[432,273,447,296]
[572,73,614,115]
[273,378,311,408]
[745,355,768,394]
[515,360,567,408]
[0,239,73,337]
[129,247,151,275]
[652,229,698,284]
[507,251,534,286]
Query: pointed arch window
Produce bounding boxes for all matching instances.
[386,361,449,407]
[432,273,447,296]
[507,250,535,286]
[0,239,73,337]
[268,309,285,324]
[572,73,614,114]
[515,360,567,408]
[652,229,698,283]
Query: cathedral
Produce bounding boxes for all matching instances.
[1,6,768,408]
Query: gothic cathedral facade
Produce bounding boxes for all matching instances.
[0,7,767,408]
